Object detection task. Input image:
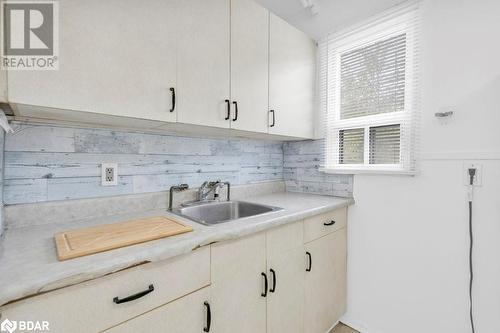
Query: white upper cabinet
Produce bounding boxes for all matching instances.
[5,0,316,139]
[8,0,179,122]
[229,0,269,133]
[176,0,231,129]
[269,13,316,139]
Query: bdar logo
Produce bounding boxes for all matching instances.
[0,319,17,333]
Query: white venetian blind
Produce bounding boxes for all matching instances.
[319,2,421,174]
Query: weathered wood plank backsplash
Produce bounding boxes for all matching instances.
[283,140,353,198]
[3,122,354,205]
[4,122,284,204]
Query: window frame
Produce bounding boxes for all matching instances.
[322,10,419,175]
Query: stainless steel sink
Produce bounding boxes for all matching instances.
[171,200,283,226]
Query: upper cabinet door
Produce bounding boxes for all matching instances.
[177,0,231,128]
[269,14,316,139]
[7,0,179,122]
[230,0,269,133]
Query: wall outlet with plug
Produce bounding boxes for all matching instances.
[463,162,482,186]
[101,163,118,186]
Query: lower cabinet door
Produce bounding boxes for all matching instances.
[103,287,211,333]
[304,228,347,333]
[210,233,267,333]
[267,246,305,333]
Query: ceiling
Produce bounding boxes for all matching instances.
[255,0,408,40]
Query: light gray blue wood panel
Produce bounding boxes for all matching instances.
[6,123,75,153]
[283,140,353,197]
[3,122,287,204]
[4,152,242,179]
[4,178,48,204]
[3,121,354,205]
[47,176,135,202]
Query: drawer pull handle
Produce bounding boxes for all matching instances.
[261,272,268,297]
[225,99,231,120]
[232,101,239,121]
[169,88,176,112]
[203,301,211,332]
[324,220,336,226]
[269,268,277,293]
[113,284,154,304]
[306,252,312,272]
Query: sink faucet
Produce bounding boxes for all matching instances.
[198,181,230,202]
[169,184,189,211]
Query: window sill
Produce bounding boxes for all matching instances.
[319,168,416,176]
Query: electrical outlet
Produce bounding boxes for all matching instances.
[463,162,482,186]
[101,163,118,186]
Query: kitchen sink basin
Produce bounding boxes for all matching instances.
[171,200,283,226]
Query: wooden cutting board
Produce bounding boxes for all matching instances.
[55,216,193,261]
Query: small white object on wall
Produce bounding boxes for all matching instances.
[101,163,118,186]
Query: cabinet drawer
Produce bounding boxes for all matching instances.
[0,247,210,333]
[304,208,347,243]
[103,287,211,333]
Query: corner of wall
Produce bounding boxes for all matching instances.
[283,139,353,197]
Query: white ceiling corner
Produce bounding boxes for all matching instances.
[255,0,409,40]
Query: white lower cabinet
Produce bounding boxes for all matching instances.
[103,287,211,333]
[210,222,306,333]
[210,232,267,333]
[266,222,305,333]
[304,228,347,333]
[0,210,347,333]
[0,247,210,333]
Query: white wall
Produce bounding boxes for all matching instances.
[344,1,500,332]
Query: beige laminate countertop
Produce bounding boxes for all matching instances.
[0,192,353,306]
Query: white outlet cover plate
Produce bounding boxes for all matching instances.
[101,163,118,186]
[463,162,482,186]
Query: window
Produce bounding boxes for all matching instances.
[319,3,420,174]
